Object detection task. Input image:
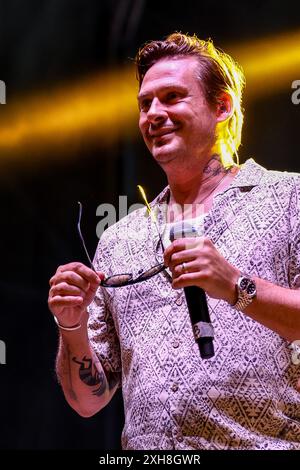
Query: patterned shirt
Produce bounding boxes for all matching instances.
[88,159,300,450]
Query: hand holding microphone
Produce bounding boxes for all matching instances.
[164,222,240,359]
[168,222,214,359]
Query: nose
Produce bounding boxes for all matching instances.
[147,97,167,124]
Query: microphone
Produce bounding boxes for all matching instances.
[170,222,214,359]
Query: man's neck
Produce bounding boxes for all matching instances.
[168,154,231,206]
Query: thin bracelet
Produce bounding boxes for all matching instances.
[53,316,82,331]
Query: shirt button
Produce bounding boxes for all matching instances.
[175,296,183,306]
[177,435,183,442]
[171,383,179,392]
[172,339,180,348]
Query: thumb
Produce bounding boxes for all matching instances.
[96,271,105,282]
[84,272,105,306]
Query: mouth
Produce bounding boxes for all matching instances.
[149,126,180,138]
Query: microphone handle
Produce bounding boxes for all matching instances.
[184,285,214,359]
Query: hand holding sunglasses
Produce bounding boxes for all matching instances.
[77,201,166,288]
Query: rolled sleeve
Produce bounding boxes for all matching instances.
[87,234,122,384]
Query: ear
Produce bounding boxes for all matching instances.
[216,93,232,123]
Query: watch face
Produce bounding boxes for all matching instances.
[247,281,256,296]
[239,276,256,296]
[239,277,249,290]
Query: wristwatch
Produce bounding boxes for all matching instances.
[233,274,257,311]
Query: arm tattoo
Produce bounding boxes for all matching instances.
[57,343,78,401]
[72,356,107,397]
[106,370,120,391]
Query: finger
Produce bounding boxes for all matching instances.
[53,270,93,291]
[164,238,199,266]
[172,260,199,277]
[57,262,101,285]
[168,250,199,270]
[163,239,186,265]
[48,295,84,308]
[96,271,105,281]
[172,272,204,290]
[49,282,87,298]
[168,246,205,271]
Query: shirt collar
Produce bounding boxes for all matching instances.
[151,158,266,208]
[226,158,266,189]
[148,158,266,262]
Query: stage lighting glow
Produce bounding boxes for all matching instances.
[0,68,138,158]
[0,30,299,160]
[230,30,300,98]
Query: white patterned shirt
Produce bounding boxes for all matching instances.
[88,159,300,449]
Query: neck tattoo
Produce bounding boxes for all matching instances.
[197,170,229,205]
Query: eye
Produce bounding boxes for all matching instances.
[140,99,151,112]
[166,91,180,102]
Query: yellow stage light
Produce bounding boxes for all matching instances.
[230,30,300,98]
[0,29,299,161]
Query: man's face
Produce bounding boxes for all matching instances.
[138,57,218,174]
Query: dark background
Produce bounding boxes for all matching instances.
[0,0,299,449]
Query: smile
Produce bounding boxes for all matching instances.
[149,127,178,138]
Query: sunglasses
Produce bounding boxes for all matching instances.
[77,201,166,288]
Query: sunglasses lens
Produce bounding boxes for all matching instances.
[136,264,164,280]
[103,274,132,287]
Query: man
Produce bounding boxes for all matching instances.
[48,33,300,449]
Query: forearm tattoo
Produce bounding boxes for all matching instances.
[72,356,107,396]
[106,370,120,391]
[57,343,78,401]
